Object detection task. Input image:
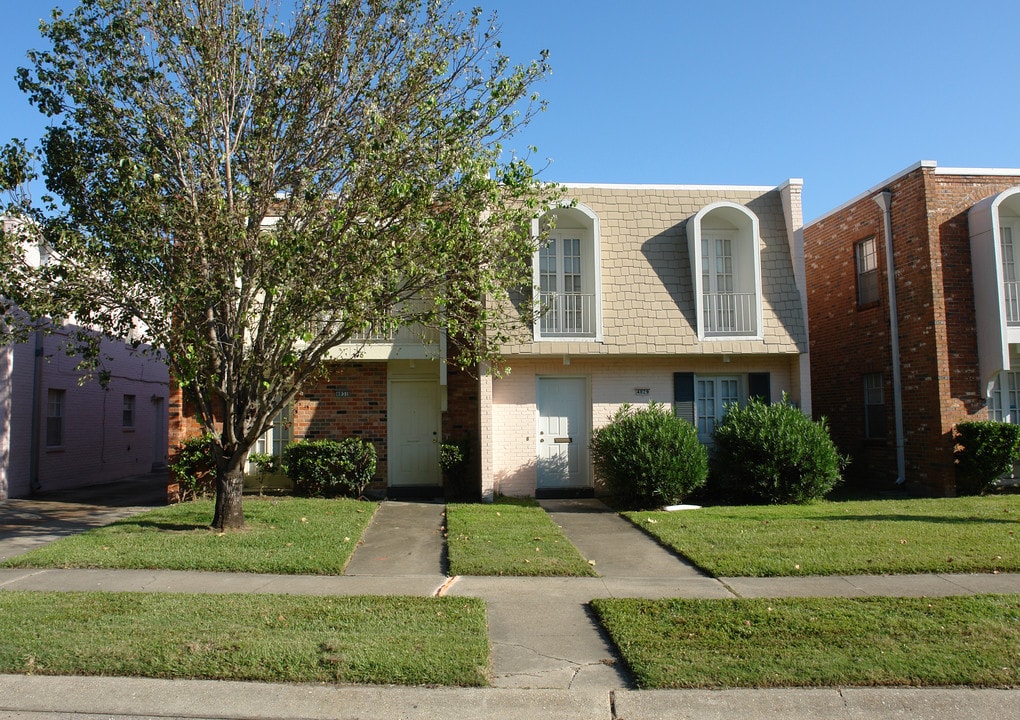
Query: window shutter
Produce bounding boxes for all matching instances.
[748,373,771,403]
[674,372,695,423]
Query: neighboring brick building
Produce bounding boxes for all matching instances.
[803,161,1020,495]
[171,180,812,500]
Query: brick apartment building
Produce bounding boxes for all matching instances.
[803,161,1020,495]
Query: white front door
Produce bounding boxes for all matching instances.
[536,377,588,489]
[389,379,441,487]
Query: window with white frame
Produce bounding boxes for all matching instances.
[695,375,741,442]
[689,203,762,339]
[251,406,293,471]
[989,370,1020,424]
[46,389,64,447]
[534,205,601,340]
[539,233,587,335]
[1000,221,1020,325]
[855,237,879,306]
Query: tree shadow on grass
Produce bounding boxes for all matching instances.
[803,514,1019,525]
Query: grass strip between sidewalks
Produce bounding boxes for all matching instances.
[0,591,489,686]
[446,497,597,576]
[0,497,378,575]
[592,594,1020,689]
[625,495,1020,577]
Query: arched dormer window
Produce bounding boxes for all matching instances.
[533,203,602,341]
[968,186,1020,392]
[688,202,763,340]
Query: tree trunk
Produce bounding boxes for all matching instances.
[212,462,246,530]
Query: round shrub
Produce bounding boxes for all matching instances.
[283,438,376,498]
[710,395,845,504]
[168,433,216,501]
[590,402,708,509]
[955,420,1020,495]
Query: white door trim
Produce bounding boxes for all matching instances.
[535,376,590,490]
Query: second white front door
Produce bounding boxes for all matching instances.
[389,379,441,487]
[536,377,589,489]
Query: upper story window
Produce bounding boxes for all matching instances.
[689,202,763,339]
[855,237,879,307]
[1000,217,1020,325]
[534,204,602,341]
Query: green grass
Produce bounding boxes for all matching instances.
[625,495,1020,577]
[1,497,378,575]
[0,591,488,686]
[592,595,1020,689]
[446,497,597,576]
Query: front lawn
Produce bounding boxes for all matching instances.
[0,590,488,686]
[446,497,597,576]
[625,496,1020,577]
[0,497,377,575]
[592,594,1020,689]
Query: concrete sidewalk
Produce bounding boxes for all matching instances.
[1,495,1020,719]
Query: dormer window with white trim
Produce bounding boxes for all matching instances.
[534,204,602,341]
[689,202,763,340]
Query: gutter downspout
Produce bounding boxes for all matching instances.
[28,328,43,493]
[873,190,906,485]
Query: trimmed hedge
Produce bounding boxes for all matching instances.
[955,421,1020,495]
[283,438,376,498]
[590,402,708,509]
[710,396,845,504]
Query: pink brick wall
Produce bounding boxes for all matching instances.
[3,328,169,499]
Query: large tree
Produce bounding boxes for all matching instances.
[0,0,558,529]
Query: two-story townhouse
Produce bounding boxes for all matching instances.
[168,180,811,501]
[803,161,1020,496]
[478,182,811,499]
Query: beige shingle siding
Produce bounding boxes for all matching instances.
[502,185,806,356]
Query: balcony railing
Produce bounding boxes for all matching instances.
[538,292,596,338]
[702,291,757,336]
[1005,281,1020,326]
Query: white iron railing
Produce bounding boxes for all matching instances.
[538,292,596,337]
[702,292,757,336]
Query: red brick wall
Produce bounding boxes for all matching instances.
[293,362,389,486]
[805,165,1020,495]
[443,362,482,492]
[170,359,483,497]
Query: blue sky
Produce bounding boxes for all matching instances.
[2,0,1018,221]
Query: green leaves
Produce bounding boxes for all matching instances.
[6,0,562,524]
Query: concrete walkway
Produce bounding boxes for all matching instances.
[1,493,1020,719]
